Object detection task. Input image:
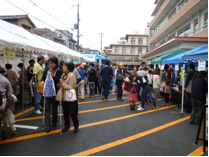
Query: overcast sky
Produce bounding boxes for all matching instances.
[0,0,156,50]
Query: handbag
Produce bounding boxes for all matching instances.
[43,74,56,98]
[55,88,62,102]
[116,74,123,81]
[37,84,44,95]
[186,71,197,93]
[66,89,77,102]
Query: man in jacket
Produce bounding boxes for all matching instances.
[184,64,198,113]
[100,60,113,101]
[87,63,96,97]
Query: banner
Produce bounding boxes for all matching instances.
[4,48,15,60]
[175,64,179,71]
[198,61,206,71]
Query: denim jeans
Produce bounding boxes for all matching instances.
[89,82,95,96]
[102,80,111,99]
[32,84,44,111]
[141,85,152,108]
[147,86,153,101]
[189,99,204,125]
[100,81,104,97]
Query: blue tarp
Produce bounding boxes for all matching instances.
[161,45,208,64]
[82,54,106,60]
[184,47,208,63]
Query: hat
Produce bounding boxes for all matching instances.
[80,65,84,69]
[76,63,80,67]
[82,62,86,66]
[119,63,124,66]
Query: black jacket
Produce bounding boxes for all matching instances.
[191,78,207,104]
[185,70,198,88]
[88,68,96,82]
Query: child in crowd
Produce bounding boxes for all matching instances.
[0,94,17,139]
[147,70,153,102]
[123,76,130,94]
[109,79,114,95]
[128,75,138,110]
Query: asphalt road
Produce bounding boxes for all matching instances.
[0,93,208,156]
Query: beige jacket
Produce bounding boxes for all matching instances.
[153,75,163,89]
[61,72,76,101]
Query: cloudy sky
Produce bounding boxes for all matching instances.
[0,0,156,50]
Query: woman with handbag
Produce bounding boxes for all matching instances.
[41,56,62,133]
[58,62,79,133]
[164,68,173,106]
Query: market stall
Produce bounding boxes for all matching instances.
[161,45,208,113]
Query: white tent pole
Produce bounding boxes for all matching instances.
[181,63,185,114]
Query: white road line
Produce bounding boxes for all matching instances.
[13,124,39,130]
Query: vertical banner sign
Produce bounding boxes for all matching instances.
[198,61,206,71]
[154,64,156,69]
[175,64,179,71]
[158,64,161,69]
[4,48,15,60]
[161,64,165,71]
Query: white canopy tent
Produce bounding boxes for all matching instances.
[0,19,91,62]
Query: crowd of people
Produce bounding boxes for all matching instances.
[0,57,207,139]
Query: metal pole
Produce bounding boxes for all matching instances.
[22,49,25,114]
[60,87,62,135]
[100,31,103,51]
[181,64,185,114]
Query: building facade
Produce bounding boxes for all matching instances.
[54,29,77,51]
[0,15,36,33]
[142,0,208,61]
[106,33,149,65]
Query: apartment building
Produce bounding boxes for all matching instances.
[0,15,36,33]
[141,0,208,61]
[106,32,149,65]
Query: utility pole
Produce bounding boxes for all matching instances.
[72,3,81,52]
[77,4,80,52]
[100,31,104,51]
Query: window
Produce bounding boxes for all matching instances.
[178,24,191,37]
[168,8,176,20]
[131,37,135,45]
[69,43,72,49]
[122,47,126,54]
[178,0,188,10]
[130,47,135,54]
[204,12,208,29]
[194,19,199,33]
[138,48,142,55]
[138,38,143,45]
[146,48,149,53]
[115,47,119,54]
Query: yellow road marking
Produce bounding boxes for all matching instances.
[15,99,163,122]
[71,116,190,156]
[14,107,34,118]
[16,102,139,122]
[187,145,208,156]
[0,104,178,145]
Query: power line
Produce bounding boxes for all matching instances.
[6,0,77,47]
[28,0,74,31]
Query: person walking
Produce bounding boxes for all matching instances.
[147,70,153,103]
[116,63,126,101]
[33,56,45,114]
[137,76,152,111]
[152,68,163,109]
[129,75,138,110]
[41,56,62,133]
[95,64,101,95]
[100,60,113,101]
[17,63,28,101]
[87,63,96,97]
[5,63,17,95]
[0,67,18,139]
[189,71,207,125]
[164,68,173,106]
[184,64,198,113]
[59,62,79,133]
[77,65,86,100]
